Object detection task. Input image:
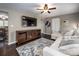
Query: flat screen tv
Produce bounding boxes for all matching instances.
[22,16,37,27]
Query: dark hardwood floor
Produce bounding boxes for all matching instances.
[0,37,42,56]
[0,40,19,56]
[0,38,40,56]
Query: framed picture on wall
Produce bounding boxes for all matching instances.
[45,20,51,27]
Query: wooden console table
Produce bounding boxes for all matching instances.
[16,29,41,45]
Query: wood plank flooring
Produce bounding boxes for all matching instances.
[0,41,19,56]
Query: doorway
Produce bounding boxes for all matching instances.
[0,11,8,47]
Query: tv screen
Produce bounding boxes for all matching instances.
[22,16,37,27]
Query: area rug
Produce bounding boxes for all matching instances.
[16,38,54,56]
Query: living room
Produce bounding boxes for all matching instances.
[0,3,79,56]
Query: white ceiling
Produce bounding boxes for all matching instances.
[0,3,79,17]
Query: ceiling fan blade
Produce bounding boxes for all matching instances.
[49,7,56,10]
[37,9,43,10]
[41,11,44,14]
[47,11,51,13]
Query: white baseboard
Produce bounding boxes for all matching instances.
[8,41,16,45]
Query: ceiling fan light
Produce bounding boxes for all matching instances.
[37,4,56,14]
[44,10,48,12]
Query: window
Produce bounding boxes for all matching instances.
[0,20,3,27]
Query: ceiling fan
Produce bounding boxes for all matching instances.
[37,4,56,14]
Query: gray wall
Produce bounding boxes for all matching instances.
[60,13,79,34]
[8,10,43,45]
[43,13,79,34]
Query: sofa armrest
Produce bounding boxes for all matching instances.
[43,47,69,56]
[50,36,63,49]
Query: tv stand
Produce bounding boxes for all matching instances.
[16,29,41,45]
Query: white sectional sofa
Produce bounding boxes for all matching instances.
[43,47,68,56]
[43,36,69,56]
[43,34,79,56]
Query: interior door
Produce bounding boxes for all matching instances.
[51,18,60,33]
